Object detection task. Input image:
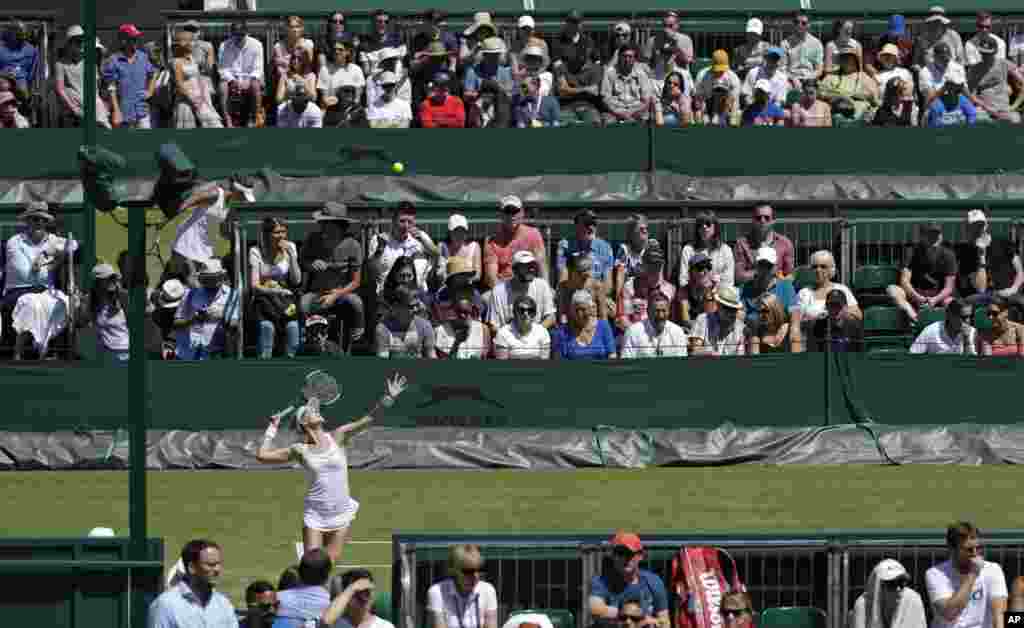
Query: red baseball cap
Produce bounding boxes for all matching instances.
[119,24,143,38]
[610,531,644,553]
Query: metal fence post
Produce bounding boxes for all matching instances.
[400,543,418,628]
[839,219,852,287]
[234,220,245,360]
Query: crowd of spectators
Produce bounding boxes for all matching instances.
[7,7,1024,129]
[3,194,1019,360]
[150,522,1024,628]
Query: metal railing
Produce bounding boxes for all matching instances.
[394,531,1024,628]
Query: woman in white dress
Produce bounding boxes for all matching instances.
[257,373,409,563]
[172,30,223,128]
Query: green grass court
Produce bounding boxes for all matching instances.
[4,466,1018,609]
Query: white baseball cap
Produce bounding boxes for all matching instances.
[746,18,764,35]
[67,25,85,38]
[614,22,632,35]
[512,250,536,265]
[875,559,909,582]
[967,209,987,224]
[448,213,469,232]
[500,195,524,210]
[756,246,778,265]
[518,15,535,29]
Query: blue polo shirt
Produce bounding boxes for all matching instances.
[0,39,38,87]
[739,279,798,328]
[590,570,669,617]
[102,48,155,123]
[557,238,615,282]
[147,581,238,628]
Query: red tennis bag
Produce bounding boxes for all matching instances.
[670,547,747,628]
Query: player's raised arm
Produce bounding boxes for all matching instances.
[333,373,408,444]
[256,415,292,463]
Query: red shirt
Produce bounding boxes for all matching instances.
[419,94,466,128]
[483,225,545,283]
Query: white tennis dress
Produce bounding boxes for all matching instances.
[290,433,360,531]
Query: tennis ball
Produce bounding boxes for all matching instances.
[391,161,405,174]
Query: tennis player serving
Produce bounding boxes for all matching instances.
[257,372,408,562]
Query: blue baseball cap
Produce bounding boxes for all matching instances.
[765,46,784,59]
[432,71,450,84]
[887,14,905,36]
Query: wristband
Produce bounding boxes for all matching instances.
[380,394,395,409]
[263,424,278,444]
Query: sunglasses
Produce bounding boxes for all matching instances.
[331,17,345,23]
[754,215,773,222]
[694,263,712,272]
[796,19,809,25]
[516,307,537,316]
[613,547,637,559]
[812,264,829,269]
[722,609,751,620]
[621,615,646,624]
[882,581,906,591]
[698,220,714,228]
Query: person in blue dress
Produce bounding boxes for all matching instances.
[551,290,616,359]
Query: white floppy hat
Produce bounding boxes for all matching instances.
[518,15,535,29]
[464,12,495,36]
[198,259,226,276]
[746,18,764,35]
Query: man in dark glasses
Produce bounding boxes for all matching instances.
[734,202,795,285]
[589,532,669,628]
[849,559,925,628]
[720,592,755,628]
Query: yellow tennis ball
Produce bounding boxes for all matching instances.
[391,161,404,174]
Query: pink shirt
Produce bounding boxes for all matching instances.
[616,277,676,327]
[484,225,545,283]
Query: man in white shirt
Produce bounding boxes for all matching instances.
[925,522,1007,628]
[910,299,977,355]
[487,250,556,332]
[217,21,264,127]
[621,291,688,358]
[367,70,412,128]
[965,12,1006,66]
[368,201,439,294]
[740,46,788,107]
[276,84,324,128]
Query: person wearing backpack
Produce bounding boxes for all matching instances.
[589,532,670,628]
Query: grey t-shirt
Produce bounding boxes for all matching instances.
[968,59,1011,114]
[55,60,85,113]
[303,232,364,293]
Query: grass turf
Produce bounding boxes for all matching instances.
[3,466,1018,607]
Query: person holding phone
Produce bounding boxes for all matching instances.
[925,522,1008,628]
[926,74,976,128]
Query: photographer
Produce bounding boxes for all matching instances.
[926,74,976,127]
[172,259,239,361]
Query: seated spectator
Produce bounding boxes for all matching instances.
[967,35,1022,124]
[551,290,616,360]
[277,84,323,128]
[721,592,755,628]
[427,545,498,628]
[3,202,78,359]
[464,37,513,103]
[171,175,253,287]
[798,250,861,322]
[299,315,343,358]
[103,24,156,129]
[552,34,603,128]
[515,76,560,127]
[420,72,466,128]
[320,11,355,66]
[955,209,1024,307]
[487,250,556,331]
[977,295,1024,356]
[740,247,803,351]
[926,75,976,127]
[557,210,615,297]
[511,15,549,78]
[151,278,185,359]
[329,85,368,128]
[429,256,484,323]
[823,20,863,76]
[886,221,957,322]
[614,214,655,296]
[654,71,692,127]
[734,18,770,77]
[241,580,278,628]
[558,251,607,325]
[366,46,410,105]
[919,43,965,111]
[218,21,264,128]
[181,21,216,97]
[250,218,301,359]
[589,532,669,628]
[82,263,129,362]
[643,11,693,69]
[272,15,315,80]
[494,295,551,359]
[621,291,688,358]
[0,89,27,127]
[300,202,365,345]
[148,540,236,628]
[461,12,498,66]
[782,11,824,87]
[864,15,913,76]
[735,202,795,284]
[376,286,436,359]
[171,29,223,128]
[873,44,916,124]
[690,286,749,356]
[678,252,717,330]
[482,195,547,289]
[278,566,301,592]
[916,7,966,68]
[367,71,412,128]
[789,78,831,127]
[435,296,490,359]
[0,22,37,99]
[322,568,394,628]
[410,41,456,112]
[909,299,976,354]
[276,548,332,627]
[965,11,1004,66]
[819,47,879,121]
[551,11,594,82]
[55,26,111,128]
[521,45,554,98]
[741,47,788,108]
[808,288,864,353]
[693,79,736,126]
[359,10,402,76]
[319,36,366,127]
[693,51,741,125]
[601,44,652,126]
[871,77,914,127]
[607,22,635,66]
[741,80,786,126]
[173,259,239,360]
[616,243,674,331]
[849,559,925,628]
[437,214,482,286]
[645,32,692,96]
[466,72,513,128]
[276,44,316,106]
[369,201,439,295]
[678,209,735,298]
[749,294,794,354]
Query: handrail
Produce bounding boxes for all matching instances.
[0,560,164,569]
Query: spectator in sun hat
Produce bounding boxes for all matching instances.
[102,24,156,129]
[954,209,1024,307]
[690,285,749,356]
[873,43,916,120]
[916,6,966,68]
[464,37,514,104]
[4,201,78,360]
[367,71,412,128]
[151,278,185,359]
[438,213,481,285]
[557,209,615,295]
[520,44,554,98]
[428,255,485,323]
[601,43,653,126]
[741,46,788,107]
[925,71,976,127]
[487,249,556,332]
[367,45,411,105]
[694,50,741,117]
[461,12,498,66]
[886,221,958,323]
[359,9,401,69]
[483,195,547,289]
[300,201,366,347]
[419,70,465,128]
[55,25,112,128]
[734,18,770,77]
[819,45,879,121]
[741,79,786,126]
[173,258,240,360]
[606,21,633,66]
[865,15,914,76]
[850,559,927,628]
[511,15,549,79]
[782,10,824,86]
[299,314,342,358]
[590,532,670,628]
[968,34,1023,123]
[82,263,130,362]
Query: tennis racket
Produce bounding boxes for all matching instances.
[271,370,342,420]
